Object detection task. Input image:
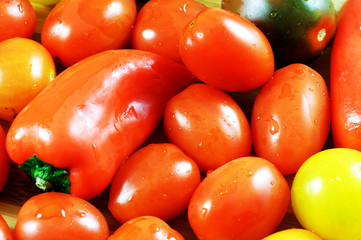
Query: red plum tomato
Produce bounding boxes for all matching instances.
[188,156,290,240]
[41,0,137,67]
[0,214,13,240]
[108,143,201,223]
[164,83,252,172]
[132,0,207,63]
[0,0,36,41]
[14,192,109,240]
[0,125,10,192]
[179,8,274,92]
[251,63,330,175]
[108,216,185,240]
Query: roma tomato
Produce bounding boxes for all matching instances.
[330,0,361,150]
[164,83,252,172]
[132,0,207,63]
[14,192,109,240]
[108,216,185,240]
[251,63,330,175]
[0,125,10,192]
[0,37,55,122]
[179,8,274,92]
[188,157,290,240]
[108,143,201,223]
[0,213,13,240]
[0,0,36,41]
[41,0,137,67]
[262,228,322,240]
[291,148,361,240]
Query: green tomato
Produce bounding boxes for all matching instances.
[291,148,361,240]
[262,229,322,240]
[29,0,61,5]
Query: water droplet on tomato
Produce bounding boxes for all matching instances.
[269,11,278,19]
[76,211,86,218]
[269,118,279,135]
[150,224,160,233]
[245,170,253,176]
[35,204,66,219]
[270,180,275,185]
[201,208,208,217]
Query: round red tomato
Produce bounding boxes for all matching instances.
[0,0,36,42]
[41,0,137,67]
[164,83,252,172]
[188,156,290,240]
[14,192,109,240]
[251,63,330,175]
[132,0,207,63]
[179,8,274,92]
[108,143,201,223]
[0,125,10,192]
[0,214,13,240]
[108,216,185,240]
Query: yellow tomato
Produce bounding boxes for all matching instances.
[291,148,361,240]
[0,37,55,122]
[263,229,322,240]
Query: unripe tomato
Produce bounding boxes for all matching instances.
[262,228,322,240]
[0,37,55,122]
[292,148,361,240]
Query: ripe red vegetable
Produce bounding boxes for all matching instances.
[330,0,361,150]
[41,0,137,67]
[5,49,196,200]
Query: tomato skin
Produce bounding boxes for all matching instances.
[164,83,252,172]
[179,8,274,92]
[330,0,361,150]
[0,37,56,122]
[188,157,290,240]
[251,63,330,175]
[0,0,36,42]
[14,192,109,240]
[262,228,322,240]
[291,148,361,240]
[108,216,185,240]
[132,0,207,64]
[0,213,13,240]
[41,0,137,67]
[108,143,201,223]
[0,125,10,192]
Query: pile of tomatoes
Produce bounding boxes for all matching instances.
[0,0,360,239]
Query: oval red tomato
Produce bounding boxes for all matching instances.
[0,214,13,240]
[14,192,109,240]
[164,83,252,172]
[179,8,274,92]
[0,0,36,41]
[108,143,201,223]
[251,63,330,175]
[108,216,185,240]
[132,0,207,63]
[188,156,290,240]
[0,125,10,192]
[41,0,137,67]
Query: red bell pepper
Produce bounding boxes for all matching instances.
[5,49,196,200]
[330,0,361,149]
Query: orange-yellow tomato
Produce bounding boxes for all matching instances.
[0,37,55,122]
